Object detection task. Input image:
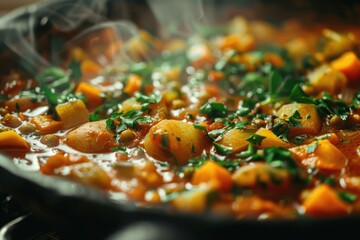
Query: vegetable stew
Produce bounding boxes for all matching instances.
[2,16,360,220]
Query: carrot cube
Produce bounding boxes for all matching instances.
[192,160,233,192]
[331,51,360,83]
[30,115,62,134]
[75,82,103,109]
[303,184,348,216]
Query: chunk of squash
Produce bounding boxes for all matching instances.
[40,153,89,174]
[0,130,29,150]
[192,160,233,192]
[290,139,347,173]
[302,184,348,216]
[30,115,62,134]
[277,103,322,135]
[331,51,360,83]
[55,99,89,129]
[75,82,102,109]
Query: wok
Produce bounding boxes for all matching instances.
[1,0,360,239]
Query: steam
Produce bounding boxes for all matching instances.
[64,21,142,66]
[0,0,217,78]
[0,0,107,75]
[147,0,209,38]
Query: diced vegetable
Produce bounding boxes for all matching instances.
[55,99,89,129]
[187,43,215,68]
[307,65,347,94]
[192,160,233,192]
[30,115,62,134]
[40,153,89,174]
[232,162,291,190]
[120,97,142,113]
[302,184,349,216]
[124,74,142,96]
[232,195,290,219]
[277,103,322,135]
[0,130,29,150]
[81,59,102,79]
[66,120,116,153]
[290,139,347,173]
[217,129,252,153]
[3,97,42,112]
[144,120,210,165]
[172,184,215,212]
[254,128,289,148]
[217,34,255,53]
[331,51,360,83]
[54,162,112,190]
[75,82,103,109]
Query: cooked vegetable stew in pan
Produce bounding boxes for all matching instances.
[2,16,360,220]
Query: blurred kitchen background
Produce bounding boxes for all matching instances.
[0,0,45,14]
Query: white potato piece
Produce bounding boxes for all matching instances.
[66,120,116,153]
[277,103,322,135]
[217,129,253,154]
[232,162,291,190]
[307,65,347,94]
[143,120,209,165]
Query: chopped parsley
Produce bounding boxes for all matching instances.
[187,154,239,172]
[263,147,301,178]
[293,134,309,145]
[213,142,233,155]
[338,191,357,203]
[106,109,152,142]
[246,134,266,146]
[273,110,302,143]
[199,102,228,118]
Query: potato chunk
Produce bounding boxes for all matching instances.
[232,163,291,190]
[217,129,252,153]
[66,120,116,153]
[55,99,89,129]
[143,120,209,165]
[307,65,347,94]
[254,128,289,148]
[277,103,322,135]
